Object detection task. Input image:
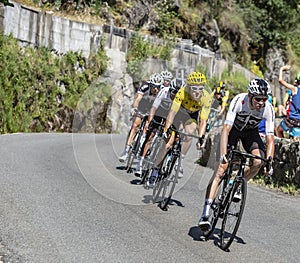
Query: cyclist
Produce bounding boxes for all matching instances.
[276,65,300,139]
[198,78,275,231]
[213,81,230,117]
[118,73,164,162]
[160,70,173,88]
[147,71,213,185]
[135,78,184,177]
[207,81,230,131]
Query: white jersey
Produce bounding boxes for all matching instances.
[225,93,275,135]
[152,86,172,110]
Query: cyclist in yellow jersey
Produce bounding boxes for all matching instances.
[162,71,212,177]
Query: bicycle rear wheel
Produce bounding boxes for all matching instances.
[219,177,247,250]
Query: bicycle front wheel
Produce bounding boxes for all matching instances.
[126,130,141,172]
[219,177,247,250]
[203,177,227,238]
[159,156,179,210]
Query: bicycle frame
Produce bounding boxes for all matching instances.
[126,114,148,172]
[140,118,166,185]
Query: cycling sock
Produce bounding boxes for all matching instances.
[202,198,213,217]
[125,145,130,152]
[138,156,144,167]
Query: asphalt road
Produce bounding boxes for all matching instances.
[0,133,299,262]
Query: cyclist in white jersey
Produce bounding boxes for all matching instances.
[198,78,275,231]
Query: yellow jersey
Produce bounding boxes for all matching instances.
[171,86,213,120]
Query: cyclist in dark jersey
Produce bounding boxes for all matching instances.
[135,78,183,177]
[118,73,163,162]
[199,78,275,231]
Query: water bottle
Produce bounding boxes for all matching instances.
[228,179,234,186]
[166,154,172,163]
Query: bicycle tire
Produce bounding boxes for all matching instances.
[152,171,164,203]
[159,155,179,210]
[152,151,172,203]
[219,177,247,250]
[141,135,163,186]
[126,128,144,172]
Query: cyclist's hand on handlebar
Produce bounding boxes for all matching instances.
[130,107,138,116]
[162,127,169,139]
[196,135,205,150]
[264,156,274,179]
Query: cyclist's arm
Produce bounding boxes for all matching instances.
[148,106,156,124]
[264,102,275,160]
[164,109,177,132]
[164,89,182,131]
[279,65,297,94]
[265,134,274,161]
[220,124,232,158]
[132,93,143,109]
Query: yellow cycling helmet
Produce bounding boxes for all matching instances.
[187,71,206,85]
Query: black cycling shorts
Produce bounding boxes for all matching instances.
[228,126,265,158]
[173,108,199,130]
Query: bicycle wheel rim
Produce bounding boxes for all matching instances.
[152,152,171,203]
[160,156,179,210]
[126,131,140,172]
[152,173,164,203]
[220,178,247,250]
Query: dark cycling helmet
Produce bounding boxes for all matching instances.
[215,81,226,94]
[187,71,206,85]
[247,78,270,96]
[169,78,185,95]
[149,73,164,86]
[160,70,173,81]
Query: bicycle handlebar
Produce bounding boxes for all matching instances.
[169,127,203,140]
[130,112,148,121]
[227,147,273,178]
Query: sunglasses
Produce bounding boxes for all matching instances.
[190,85,204,91]
[150,84,161,89]
[253,97,268,103]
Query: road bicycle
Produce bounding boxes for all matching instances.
[125,114,148,173]
[206,108,220,133]
[152,128,201,210]
[202,147,272,250]
[140,118,166,186]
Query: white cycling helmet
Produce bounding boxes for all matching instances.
[247,78,270,96]
[149,73,164,86]
[160,70,173,81]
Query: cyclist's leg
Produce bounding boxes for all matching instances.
[136,127,155,176]
[181,120,197,155]
[199,128,238,229]
[127,116,142,146]
[240,130,265,181]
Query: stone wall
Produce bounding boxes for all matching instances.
[1,1,258,134]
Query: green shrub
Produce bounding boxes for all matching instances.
[0,33,107,133]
